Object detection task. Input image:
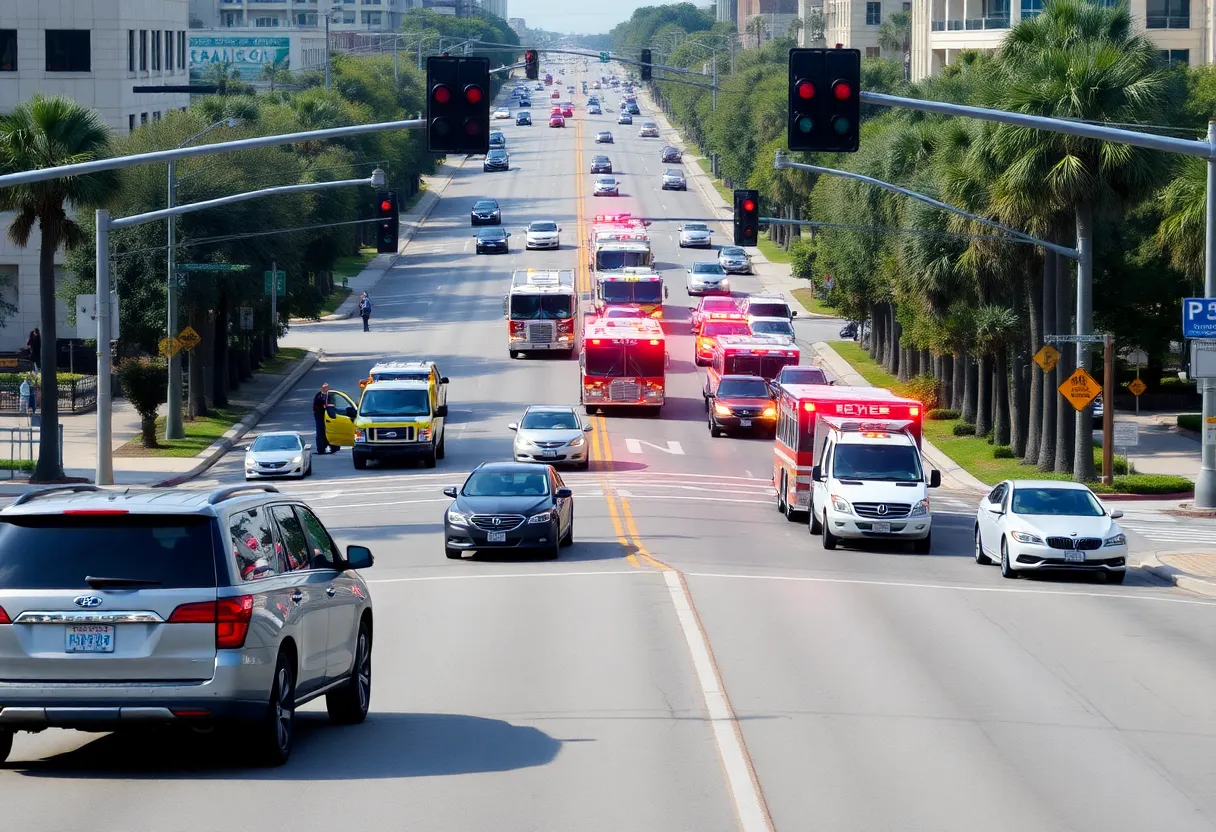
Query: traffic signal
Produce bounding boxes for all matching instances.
[787,47,861,153]
[426,55,491,155]
[375,191,399,254]
[525,49,539,80]
[733,189,759,247]
[640,48,652,81]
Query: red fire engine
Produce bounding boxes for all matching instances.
[581,317,667,413]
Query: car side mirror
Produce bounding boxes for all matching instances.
[583,423,594,432]
[508,422,519,431]
[791,310,798,317]
[345,545,374,570]
[987,504,1004,515]
[435,405,448,418]
[304,443,313,451]
[443,486,458,498]
[664,286,670,299]
[929,470,942,489]
[440,377,449,384]
[665,351,671,369]
[345,406,357,419]
[1110,509,1124,519]
[811,465,823,483]
[555,487,573,498]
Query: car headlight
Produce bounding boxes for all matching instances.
[528,510,554,524]
[447,510,469,526]
[1010,531,1044,545]
[761,406,777,418]
[713,403,732,416]
[568,436,585,448]
[353,428,366,443]
[830,494,852,514]
[909,498,930,517]
[291,455,302,464]
[1103,533,1127,547]
[418,427,431,441]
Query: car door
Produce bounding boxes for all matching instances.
[812,439,834,523]
[978,483,1007,555]
[295,505,359,679]
[325,390,358,447]
[551,468,572,535]
[265,504,333,694]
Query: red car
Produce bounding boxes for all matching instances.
[549,115,565,128]
[690,297,743,334]
[561,105,574,117]
[550,90,561,99]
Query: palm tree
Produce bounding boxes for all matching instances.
[745,16,767,48]
[1157,156,1205,288]
[260,55,290,92]
[877,10,913,79]
[203,61,253,96]
[0,95,118,482]
[984,0,1181,481]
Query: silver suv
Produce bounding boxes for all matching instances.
[0,483,375,766]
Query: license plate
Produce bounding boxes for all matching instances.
[65,624,114,653]
[1064,550,1085,563]
[541,450,557,458]
[739,419,752,427]
[487,531,507,543]
[871,521,892,534]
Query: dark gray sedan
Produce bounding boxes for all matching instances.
[443,462,575,559]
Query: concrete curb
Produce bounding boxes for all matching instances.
[154,348,321,487]
[1133,552,1216,598]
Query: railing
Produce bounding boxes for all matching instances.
[931,20,946,29]
[0,376,98,414]
[1146,14,1191,28]
[964,15,1010,28]
[0,425,64,480]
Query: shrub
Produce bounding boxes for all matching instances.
[1090,447,1134,474]
[1178,414,1201,432]
[0,372,86,384]
[927,408,959,420]
[953,422,977,436]
[898,373,941,411]
[117,357,168,448]
[1110,474,1193,495]
[992,446,1015,459]
[1159,377,1197,391]
[789,237,816,280]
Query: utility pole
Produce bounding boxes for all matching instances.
[270,259,278,354]
[1197,120,1216,506]
[95,210,113,485]
[712,53,717,111]
[165,160,182,440]
[393,37,399,85]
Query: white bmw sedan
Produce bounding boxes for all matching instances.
[974,480,1128,583]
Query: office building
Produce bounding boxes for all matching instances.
[737,0,800,44]
[826,0,910,57]
[508,17,527,36]
[478,0,508,18]
[191,0,414,31]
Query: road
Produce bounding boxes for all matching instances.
[7,70,1216,832]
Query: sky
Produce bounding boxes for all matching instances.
[504,0,655,35]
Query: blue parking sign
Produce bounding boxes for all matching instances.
[1183,298,1216,338]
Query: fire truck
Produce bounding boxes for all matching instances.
[595,268,667,317]
[588,214,653,273]
[704,334,800,382]
[580,317,667,413]
[503,269,579,358]
[771,384,923,521]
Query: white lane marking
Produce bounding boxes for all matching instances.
[624,438,685,455]
[663,570,774,832]
[685,572,1216,607]
[368,570,647,584]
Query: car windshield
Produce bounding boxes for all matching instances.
[593,156,609,163]
[359,389,430,417]
[474,201,497,210]
[749,302,789,318]
[601,280,662,303]
[521,410,580,430]
[478,228,505,239]
[780,367,828,384]
[510,294,571,319]
[584,343,665,377]
[1011,487,1105,516]
[251,434,301,452]
[752,320,794,337]
[702,322,751,337]
[488,150,506,159]
[463,470,550,497]
[529,221,557,232]
[596,250,650,271]
[597,178,615,185]
[721,247,745,257]
[693,263,725,274]
[605,307,644,318]
[718,378,770,398]
[599,133,611,138]
[832,445,923,483]
[666,170,683,177]
[702,299,739,312]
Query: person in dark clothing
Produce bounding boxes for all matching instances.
[26,329,40,371]
[312,383,330,454]
[359,293,371,332]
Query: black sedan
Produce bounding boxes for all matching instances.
[443,462,575,559]
[475,227,511,254]
[590,155,613,174]
[483,149,510,172]
[661,145,682,163]
[470,198,501,225]
[705,375,778,437]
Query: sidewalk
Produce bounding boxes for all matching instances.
[321,158,467,322]
[0,348,317,493]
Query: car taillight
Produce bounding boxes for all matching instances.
[169,596,254,649]
[0,606,10,625]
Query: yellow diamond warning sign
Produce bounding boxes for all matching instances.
[159,337,182,358]
[1128,378,1147,397]
[1033,344,1060,373]
[1059,367,1102,412]
[177,326,201,350]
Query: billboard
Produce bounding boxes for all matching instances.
[189,36,290,82]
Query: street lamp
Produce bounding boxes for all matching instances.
[165,117,240,441]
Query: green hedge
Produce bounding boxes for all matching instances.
[953,422,977,436]
[1105,474,1193,495]
[0,372,87,384]
[992,445,1015,459]
[927,408,960,421]
[1178,414,1200,432]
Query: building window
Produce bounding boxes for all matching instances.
[0,29,16,72]
[1020,0,1043,17]
[127,30,135,72]
[45,30,90,72]
[865,46,880,57]
[165,30,173,73]
[254,17,280,27]
[222,12,244,26]
[1146,0,1189,28]
[1159,48,1190,64]
[152,31,161,71]
[362,11,383,24]
[140,30,148,71]
[141,113,148,125]
[362,0,382,4]
[178,32,186,69]
[296,12,318,25]
[128,114,136,133]
[153,111,161,121]
[866,2,882,24]
[903,1,911,9]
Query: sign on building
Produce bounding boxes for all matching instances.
[189,36,290,82]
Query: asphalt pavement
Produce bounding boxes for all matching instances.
[8,71,1216,832]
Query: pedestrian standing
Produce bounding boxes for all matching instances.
[312,383,330,454]
[359,292,372,332]
[27,328,40,371]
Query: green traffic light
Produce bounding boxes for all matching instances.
[832,116,851,135]
[797,115,813,133]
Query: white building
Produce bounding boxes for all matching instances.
[191,0,413,31]
[477,0,508,19]
[188,29,326,83]
[825,0,911,56]
[0,0,192,352]
[910,0,1213,79]
[507,17,527,36]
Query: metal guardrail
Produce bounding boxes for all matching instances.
[0,376,98,414]
[0,425,64,480]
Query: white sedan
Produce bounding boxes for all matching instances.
[493,107,512,119]
[244,431,312,480]
[678,222,713,248]
[525,220,561,249]
[974,480,1128,583]
[593,176,619,196]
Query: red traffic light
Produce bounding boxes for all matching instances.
[464,119,483,136]
[432,84,452,105]
[380,200,392,212]
[833,80,852,101]
[525,50,537,61]
[796,80,815,100]
[464,85,484,104]
[742,199,756,212]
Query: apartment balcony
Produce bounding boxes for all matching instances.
[932,15,1009,29]
[1146,14,1191,28]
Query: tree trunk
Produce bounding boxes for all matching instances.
[212,296,230,408]
[187,309,208,418]
[141,415,158,448]
[994,347,1011,447]
[1010,275,1029,457]
[898,347,911,382]
[202,312,215,414]
[31,225,64,482]
[882,306,895,370]
[890,317,902,377]
[941,354,954,409]
[975,354,992,437]
[1073,202,1095,483]
[951,352,965,412]
[1038,251,1057,471]
[962,355,978,424]
[920,349,931,379]
[1024,260,1043,464]
[1054,251,1074,474]
[869,304,882,361]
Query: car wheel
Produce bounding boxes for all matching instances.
[784,485,800,522]
[353,454,367,471]
[326,621,372,725]
[678,241,685,248]
[708,414,722,437]
[577,457,590,470]
[423,448,437,468]
[974,527,992,565]
[509,349,519,359]
[1106,570,1126,584]
[913,534,932,555]
[561,514,574,546]
[1000,538,1018,579]
[776,473,788,514]
[809,497,823,534]
[822,521,838,551]
[436,432,445,460]
[546,524,561,559]
[0,729,11,764]
[255,652,296,767]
